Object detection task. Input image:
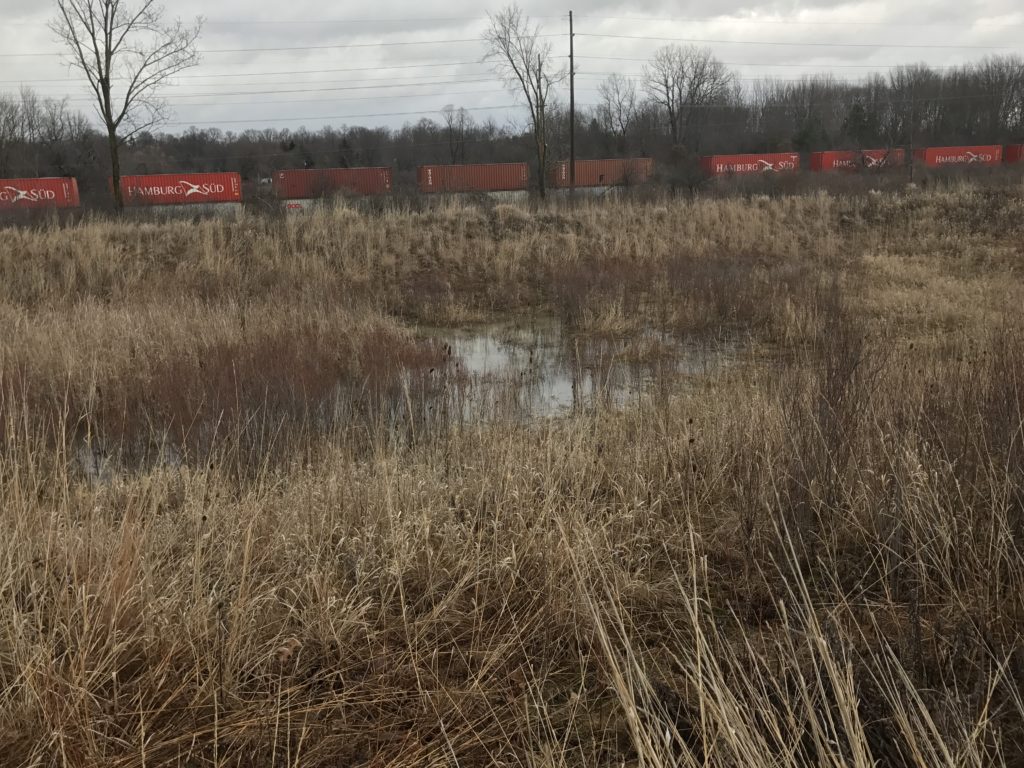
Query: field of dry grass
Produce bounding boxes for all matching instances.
[2,185,1024,766]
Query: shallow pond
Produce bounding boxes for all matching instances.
[419,317,734,419]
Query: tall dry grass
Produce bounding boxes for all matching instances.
[1,188,1023,766]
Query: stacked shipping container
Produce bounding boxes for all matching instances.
[273,167,392,199]
[119,172,243,206]
[701,153,800,176]
[548,158,654,188]
[417,163,529,193]
[810,149,906,171]
[912,146,1003,167]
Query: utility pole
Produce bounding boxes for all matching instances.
[537,53,547,199]
[908,83,915,184]
[569,10,576,195]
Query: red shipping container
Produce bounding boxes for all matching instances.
[701,153,800,176]
[273,167,392,199]
[119,172,242,206]
[810,149,906,171]
[1005,145,1024,164]
[549,158,654,188]
[0,177,80,210]
[912,146,1003,168]
[417,163,529,193]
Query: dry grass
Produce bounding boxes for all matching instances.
[1,187,1023,766]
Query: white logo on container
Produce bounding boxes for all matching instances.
[1,185,57,203]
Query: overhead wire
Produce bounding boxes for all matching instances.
[573,55,972,69]
[134,89,520,109]
[161,104,539,127]
[54,77,504,102]
[572,14,1023,29]
[0,60,494,85]
[574,33,1015,50]
[0,34,562,58]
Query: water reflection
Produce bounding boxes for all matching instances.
[421,318,731,420]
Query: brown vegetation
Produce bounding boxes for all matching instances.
[1,188,1023,766]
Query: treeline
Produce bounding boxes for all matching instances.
[2,51,1023,199]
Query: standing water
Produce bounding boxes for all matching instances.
[420,317,732,420]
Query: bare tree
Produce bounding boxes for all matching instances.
[441,105,474,164]
[50,0,202,209]
[887,64,941,149]
[17,88,44,144]
[0,87,92,177]
[973,55,1024,139]
[484,4,563,198]
[597,74,637,151]
[0,96,19,177]
[643,45,736,149]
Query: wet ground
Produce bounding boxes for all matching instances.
[74,317,737,480]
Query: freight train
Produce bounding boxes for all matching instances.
[2,145,1022,212]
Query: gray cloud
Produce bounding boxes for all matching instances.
[1,0,1021,132]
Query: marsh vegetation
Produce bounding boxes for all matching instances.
[1,187,1024,766]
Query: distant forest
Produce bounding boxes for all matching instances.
[2,50,1022,201]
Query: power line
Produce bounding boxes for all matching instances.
[177,60,486,80]
[111,88,513,109]
[6,56,982,92]
[5,15,567,27]
[22,68,997,101]
[162,104,534,127]
[574,72,873,84]
[574,55,969,69]
[573,14,1023,29]
[157,72,496,89]
[198,36,557,54]
[200,16,491,25]
[0,61,491,85]
[575,33,1016,50]
[54,77,502,102]
[0,35,561,58]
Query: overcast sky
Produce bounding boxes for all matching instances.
[2,0,1022,135]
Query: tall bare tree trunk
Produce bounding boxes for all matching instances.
[107,125,123,210]
[536,127,546,198]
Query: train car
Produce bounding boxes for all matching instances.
[810,149,906,171]
[1005,145,1024,164]
[417,163,529,193]
[701,153,800,176]
[912,146,1003,168]
[272,167,392,199]
[0,177,80,210]
[549,158,654,188]
[118,172,243,206]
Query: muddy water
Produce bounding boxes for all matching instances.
[420,317,733,420]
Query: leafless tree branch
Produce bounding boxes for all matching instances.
[484,4,564,197]
[49,0,202,208]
